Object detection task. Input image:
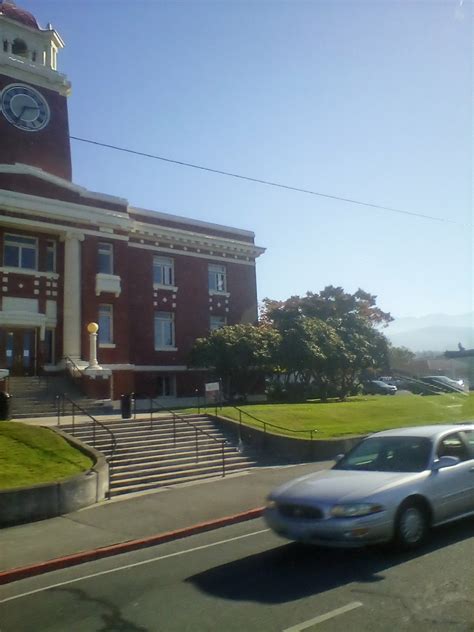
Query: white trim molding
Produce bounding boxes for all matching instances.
[0,266,59,279]
[153,283,178,292]
[129,242,257,267]
[209,290,231,298]
[130,206,255,239]
[95,273,121,297]
[0,164,128,206]
[99,364,196,372]
[0,187,130,232]
[130,219,265,260]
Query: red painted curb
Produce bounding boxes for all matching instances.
[0,507,265,586]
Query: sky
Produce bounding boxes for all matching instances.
[18,0,473,319]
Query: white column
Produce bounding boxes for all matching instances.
[87,328,101,370]
[62,232,84,360]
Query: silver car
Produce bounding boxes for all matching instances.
[264,424,474,549]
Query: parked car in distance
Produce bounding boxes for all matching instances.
[363,380,397,395]
[421,376,465,394]
[379,376,408,389]
[264,424,474,550]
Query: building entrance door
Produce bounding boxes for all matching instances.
[0,328,37,376]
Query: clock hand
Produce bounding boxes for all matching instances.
[15,105,28,122]
[15,104,39,122]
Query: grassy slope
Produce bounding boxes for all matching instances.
[187,393,474,438]
[0,422,93,490]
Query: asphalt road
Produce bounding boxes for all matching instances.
[0,517,473,632]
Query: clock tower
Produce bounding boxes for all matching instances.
[0,1,72,180]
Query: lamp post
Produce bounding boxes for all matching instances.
[86,322,101,370]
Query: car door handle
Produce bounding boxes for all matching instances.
[470,467,474,472]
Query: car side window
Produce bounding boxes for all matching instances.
[460,430,474,458]
[437,433,470,462]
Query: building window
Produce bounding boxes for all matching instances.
[98,304,113,344]
[210,315,226,331]
[98,242,113,274]
[44,329,55,364]
[154,312,175,349]
[157,375,175,397]
[46,240,56,272]
[208,264,226,292]
[4,234,37,270]
[12,38,28,57]
[153,256,174,286]
[3,40,8,53]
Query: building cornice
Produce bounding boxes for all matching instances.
[0,52,71,95]
[130,206,255,239]
[0,188,130,231]
[130,220,265,259]
[128,241,257,266]
[0,164,128,206]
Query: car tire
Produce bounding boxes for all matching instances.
[393,500,429,550]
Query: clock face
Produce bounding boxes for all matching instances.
[1,84,50,131]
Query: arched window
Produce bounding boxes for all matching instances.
[12,38,28,58]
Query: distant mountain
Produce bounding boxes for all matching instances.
[384,313,474,352]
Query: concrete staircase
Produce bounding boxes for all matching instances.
[59,414,257,497]
[8,375,112,418]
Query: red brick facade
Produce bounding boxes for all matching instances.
[0,3,264,402]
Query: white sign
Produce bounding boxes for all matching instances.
[205,382,220,392]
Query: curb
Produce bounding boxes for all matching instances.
[0,507,265,586]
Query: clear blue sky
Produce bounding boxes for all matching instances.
[21,0,473,319]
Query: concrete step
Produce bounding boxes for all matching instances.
[60,419,216,436]
[99,438,229,458]
[109,471,234,497]
[111,450,242,474]
[111,445,239,465]
[110,455,249,482]
[67,429,224,448]
[64,427,219,445]
[110,460,255,490]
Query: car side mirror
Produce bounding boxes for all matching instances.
[432,456,460,471]
[334,453,345,463]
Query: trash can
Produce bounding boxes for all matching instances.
[0,392,12,420]
[120,393,133,419]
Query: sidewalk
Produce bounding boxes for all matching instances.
[0,455,331,574]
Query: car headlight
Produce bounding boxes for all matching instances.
[330,503,384,518]
[266,498,277,510]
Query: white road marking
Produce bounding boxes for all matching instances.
[0,528,270,604]
[283,601,363,631]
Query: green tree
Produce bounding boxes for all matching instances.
[189,324,281,399]
[388,345,416,374]
[262,286,391,401]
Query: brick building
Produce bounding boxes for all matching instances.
[0,2,264,402]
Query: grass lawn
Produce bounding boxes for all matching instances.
[0,422,93,490]
[184,392,474,438]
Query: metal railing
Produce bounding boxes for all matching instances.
[222,405,318,443]
[56,393,117,498]
[133,397,227,477]
[63,355,83,382]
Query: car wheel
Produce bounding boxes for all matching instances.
[394,500,429,550]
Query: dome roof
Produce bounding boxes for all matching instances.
[0,1,40,30]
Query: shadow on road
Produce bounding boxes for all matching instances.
[186,517,474,604]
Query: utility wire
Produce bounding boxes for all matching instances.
[70,135,459,225]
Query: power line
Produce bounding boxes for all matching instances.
[70,135,459,225]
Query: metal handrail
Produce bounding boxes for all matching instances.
[134,397,227,477]
[56,393,117,498]
[224,405,318,442]
[63,355,83,380]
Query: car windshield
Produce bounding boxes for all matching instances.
[334,436,432,473]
